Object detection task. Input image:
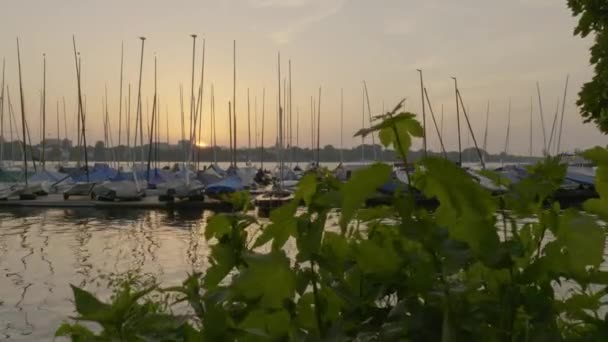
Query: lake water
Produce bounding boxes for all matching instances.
[0,160,590,340]
[0,208,214,341]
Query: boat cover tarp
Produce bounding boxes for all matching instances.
[205,176,244,195]
[565,171,595,186]
[70,163,117,183]
[0,169,20,183]
[28,169,69,183]
[494,165,528,183]
[197,167,223,185]
[209,164,227,177]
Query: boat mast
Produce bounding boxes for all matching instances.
[503,99,511,165]
[536,82,547,155]
[56,101,59,165]
[0,58,4,166]
[423,87,447,158]
[361,87,365,161]
[556,75,569,156]
[189,34,197,168]
[277,52,283,188]
[194,38,205,170]
[452,77,462,165]
[482,100,489,154]
[72,37,88,181]
[261,88,265,169]
[146,56,157,183]
[289,60,293,166]
[126,85,131,162]
[548,97,560,155]
[229,101,233,165]
[316,86,321,166]
[179,85,185,161]
[7,87,15,165]
[247,88,251,162]
[41,53,46,169]
[529,97,533,157]
[211,84,217,164]
[296,106,299,166]
[340,88,344,163]
[118,42,124,165]
[135,37,146,168]
[254,95,258,156]
[417,69,427,156]
[363,81,376,160]
[456,82,485,169]
[62,97,67,164]
[16,38,29,185]
[233,40,237,167]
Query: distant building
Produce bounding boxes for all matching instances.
[43,138,72,148]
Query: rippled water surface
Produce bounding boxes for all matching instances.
[0,208,213,340]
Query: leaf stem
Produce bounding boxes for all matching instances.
[310,259,324,338]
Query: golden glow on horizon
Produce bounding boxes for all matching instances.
[196,141,208,148]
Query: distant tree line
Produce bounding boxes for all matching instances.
[0,139,541,165]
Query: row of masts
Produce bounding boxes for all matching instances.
[0,38,573,176]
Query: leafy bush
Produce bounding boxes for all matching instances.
[57,102,608,341]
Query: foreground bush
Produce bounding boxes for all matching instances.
[57,103,608,341]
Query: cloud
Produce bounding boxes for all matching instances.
[384,20,415,36]
[269,0,348,44]
[249,0,311,8]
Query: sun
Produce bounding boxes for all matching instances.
[196,141,208,148]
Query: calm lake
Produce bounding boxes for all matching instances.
[0,208,214,341]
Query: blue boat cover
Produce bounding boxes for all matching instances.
[494,165,528,183]
[205,176,243,195]
[28,169,68,183]
[70,163,117,182]
[565,171,595,186]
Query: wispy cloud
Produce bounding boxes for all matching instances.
[269,0,348,44]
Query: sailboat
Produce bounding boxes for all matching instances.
[255,52,295,217]
[158,35,205,202]
[63,36,99,200]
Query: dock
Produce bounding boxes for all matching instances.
[0,194,234,211]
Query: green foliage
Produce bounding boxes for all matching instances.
[568,0,608,132]
[59,103,608,341]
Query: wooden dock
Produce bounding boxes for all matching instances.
[0,194,234,211]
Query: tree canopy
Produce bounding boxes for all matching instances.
[568,0,608,133]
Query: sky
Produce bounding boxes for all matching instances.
[0,0,604,156]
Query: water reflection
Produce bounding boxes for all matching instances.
[0,207,211,341]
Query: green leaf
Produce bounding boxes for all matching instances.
[239,309,290,339]
[70,285,114,323]
[377,114,423,157]
[232,251,296,308]
[296,173,317,207]
[204,244,237,289]
[583,198,608,221]
[356,239,400,277]
[413,157,500,260]
[253,200,298,250]
[340,163,392,230]
[322,232,351,261]
[554,210,605,277]
[506,157,566,215]
[205,214,232,240]
[55,323,99,341]
[581,146,608,218]
[477,169,512,188]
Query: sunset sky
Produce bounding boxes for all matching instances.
[0,0,604,156]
